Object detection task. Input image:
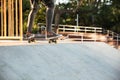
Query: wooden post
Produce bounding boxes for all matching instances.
[94,28,97,42]
[0,0,23,40]
[19,0,23,41]
[8,0,12,36]
[85,27,86,34]
[15,0,18,36]
[3,0,7,36]
[8,0,15,36]
[1,0,3,36]
[116,34,119,49]
[11,0,14,36]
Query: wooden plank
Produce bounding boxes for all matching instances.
[8,0,12,36]
[1,0,3,36]
[19,0,23,41]
[11,0,14,36]
[15,0,18,36]
[3,0,6,36]
[0,36,21,39]
[59,28,102,33]
[59,25,102,29]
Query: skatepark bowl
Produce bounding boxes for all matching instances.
[0,41,120,80]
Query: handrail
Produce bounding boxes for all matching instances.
[58,24,102,33]
[38,23,119,49]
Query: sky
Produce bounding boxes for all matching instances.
[55,0,69,4]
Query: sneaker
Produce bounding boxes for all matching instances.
[26,32,35,39]
[47,31,62,38]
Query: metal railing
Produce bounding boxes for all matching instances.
[58,24,102,33]
[38,23,120,49]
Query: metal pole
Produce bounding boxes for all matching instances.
[76,0,79,32]
[94,28,96,42]
[77,14,79,32]
[116,34,119,49]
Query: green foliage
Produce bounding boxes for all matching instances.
[23,0,30,33]
[96,2,120,33]
[35,5,46,24]
[23,0,30,21]
[22,0,46,34]
[96,5,114,28]
[23,22,27,34]
[22,0,120,33]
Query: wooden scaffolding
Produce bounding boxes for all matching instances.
[0,0,23,40]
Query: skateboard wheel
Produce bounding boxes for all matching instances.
[48,39,57,44]
[49,40,52,43]
[33,38,35,42]
[53,39,57,43]
[28,40,31,43]
[28,38,35,43]
[55,40,57,44]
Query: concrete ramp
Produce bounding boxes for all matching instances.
[0,42,120,80]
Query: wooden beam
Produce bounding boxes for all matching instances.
[19,0,23,41]
[3,0,7,36]
[15,0,18,36]
[0,36,21,39]
[0,0,23,40]
[1,0,3,36]
[11,0,14,36]
[8,0,12,36]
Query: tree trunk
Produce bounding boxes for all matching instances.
[54,13,60,33]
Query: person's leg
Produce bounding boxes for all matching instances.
[45,0,55,32]
[26,0,40,36]
[43,0,61,37]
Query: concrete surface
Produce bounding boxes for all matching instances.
[0,42,120,80]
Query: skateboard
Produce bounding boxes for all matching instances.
[28,36,36,43]
[27,25,64,43]
[47,36,61,44]
[28,34,62,43]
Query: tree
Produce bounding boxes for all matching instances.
[23,0,46,33]
[54,2,75,33]
[22,0,120,33]
[111,0,120,33]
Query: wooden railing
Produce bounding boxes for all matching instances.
[38,23,103,34]
[0,0,23,40]
[38,23,120,48]
[105,30,120,48]
[58,25,102,33]
[57,25,103,42]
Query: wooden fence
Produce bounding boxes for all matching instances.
[0,0,23,40]
[58,25,102,33]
